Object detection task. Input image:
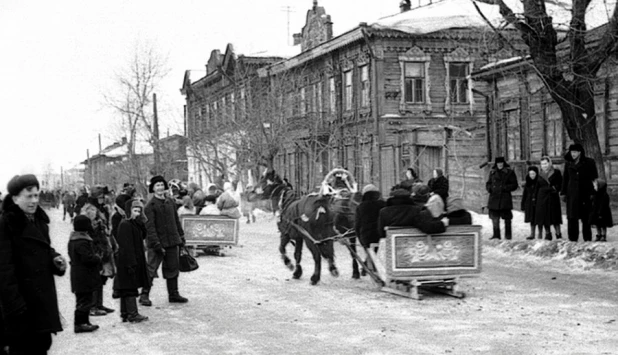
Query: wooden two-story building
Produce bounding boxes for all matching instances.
[181,0,528,208]
[257,0,524,207]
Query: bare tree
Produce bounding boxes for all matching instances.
[104,43,170,190]
[476,0,618,178]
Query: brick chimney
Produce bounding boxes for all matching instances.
[400,0,411,12]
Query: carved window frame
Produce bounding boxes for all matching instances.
[444,48,474,114]
[399,47,431,114]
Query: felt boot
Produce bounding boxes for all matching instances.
[167,277,188,303]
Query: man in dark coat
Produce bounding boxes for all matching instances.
[68,215,102,333]
[486,157,518,240]
[378,188,448,239]
[141,175,187,306]
[74,186,89,216]
[354,184,386,248]
[0,174,67,355]
[561,143,598,242]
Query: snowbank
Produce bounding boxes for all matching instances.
[472,210,618,270]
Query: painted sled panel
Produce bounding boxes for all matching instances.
[181,215,239,246]
[383,225,482,279]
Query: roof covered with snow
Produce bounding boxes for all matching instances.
[370,0,616,35]
[370,0,506,34]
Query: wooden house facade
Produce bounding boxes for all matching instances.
[259,0,523,208]
[472,29,618,209]
[180,45,284,188]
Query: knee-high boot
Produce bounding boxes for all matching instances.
[125,297,148,323]
[167,277,188,303]
[139,278,153,307]
[504,219,512,240]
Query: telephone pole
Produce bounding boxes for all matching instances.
[280,6,295,45]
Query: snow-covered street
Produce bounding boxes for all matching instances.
[43,207,618,355]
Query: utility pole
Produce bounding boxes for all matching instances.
[153,93,161,175]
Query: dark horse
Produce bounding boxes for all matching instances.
[330,191,363,279]
[278,188,340,285]
[241,171,291,223]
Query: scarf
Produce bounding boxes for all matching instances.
[540,165,554,183]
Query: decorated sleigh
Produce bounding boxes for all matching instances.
[180,215,239,256]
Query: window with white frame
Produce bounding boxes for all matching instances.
[398,47,431,112]
[329,77,336,114]
[344,70,353,111]
[360,65,370,107]
[403,62,425,103]
[449,62,469,104]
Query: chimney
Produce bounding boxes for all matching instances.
[293,33,302,46]
[400,0,411,12]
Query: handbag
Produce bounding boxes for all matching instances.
[179,246,199,272]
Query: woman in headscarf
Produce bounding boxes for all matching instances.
[522,166,540,240]
[534,156,563,240]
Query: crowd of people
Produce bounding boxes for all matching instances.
[489,144,612,242]
[354,167,473,252]
[0,148,614,354]
[0,174,243,354]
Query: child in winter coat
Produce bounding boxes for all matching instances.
[113,200,150,323]
[522,166,540,240]
[68,215,102,333]
[199,195,221,215]
[216,183,241,219]
[589,179,613,242]
[177,196,196,216]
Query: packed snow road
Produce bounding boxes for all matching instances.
[43,208,617,355]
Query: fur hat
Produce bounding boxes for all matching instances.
[149,175,168,193]
[527,166,539,174]
[90,185,109,198]
[7,174,40,196]
[390,188,411,197]
[73,215,93,233]
[569,143,584,153]
[362,184,379,195]
[494,157,506,164]
[434,169,444,177]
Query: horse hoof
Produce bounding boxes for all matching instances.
[361,269,367,277]
[310,276,320,285]
[352,272,360,279]
[286,263,294,271]
[330,268,339,278]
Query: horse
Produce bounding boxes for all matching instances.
[241,171,291,223]
[278,187,340,285]
[330,191,363,278]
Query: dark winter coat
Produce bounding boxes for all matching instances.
[68,231,102,294]
[74,192,89,215]
[354,191,386,247]
[589,181,613,228]
[428,175,449,203]
[0,197,65,335]
[113,219,150,298]
[111,205,126,240]
[561,150,598,219]
[377,195,446,238]
[486,165,518,211]
[521,176,539,224]
[535,169,563,227]
[145,195,184,250]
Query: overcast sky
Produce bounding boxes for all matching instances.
[0,0,396,192]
